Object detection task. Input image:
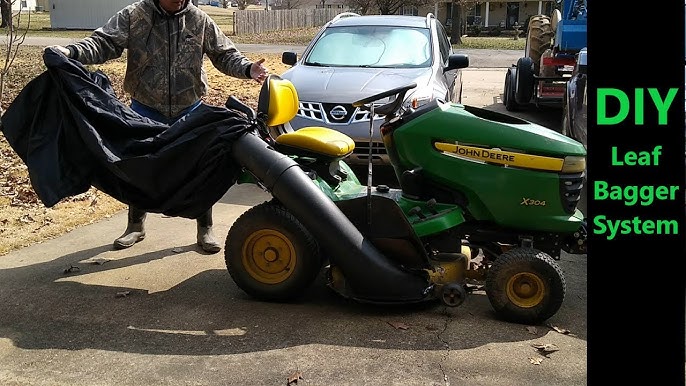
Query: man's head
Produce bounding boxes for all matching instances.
[157,0,188,14]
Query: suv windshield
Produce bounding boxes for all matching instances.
[304,26,432,68]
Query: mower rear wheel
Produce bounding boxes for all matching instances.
[485,247,565,324]
[225,202,321,301]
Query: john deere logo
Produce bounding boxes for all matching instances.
[330,105,348,121]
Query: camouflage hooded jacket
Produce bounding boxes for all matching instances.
[67,0,253,118]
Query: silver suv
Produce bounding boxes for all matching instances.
[281,13,469,165]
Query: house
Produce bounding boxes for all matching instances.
[11,0,38,12]
[283,0,555,32]
[431,0,557,31]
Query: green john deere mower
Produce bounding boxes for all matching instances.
[223,70,586,325]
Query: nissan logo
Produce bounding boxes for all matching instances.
[329,105,348,121]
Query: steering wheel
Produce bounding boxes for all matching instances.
[352,83,417,108]
[352,83,417,118]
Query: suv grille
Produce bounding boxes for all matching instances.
[297,102,383,125]
[353,141,386,158]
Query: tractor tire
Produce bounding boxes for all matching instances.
[225,202,322,302]
[514,57,534,105]
[485,247,566,325]
[503,67,520,111]
[561,103,570,135]
[524,15,554,74]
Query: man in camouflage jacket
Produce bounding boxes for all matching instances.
[47,0,269,254]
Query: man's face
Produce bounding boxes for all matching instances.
[158,0,186,13]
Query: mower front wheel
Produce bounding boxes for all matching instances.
[485,247,565,325]
[225,202,322,302]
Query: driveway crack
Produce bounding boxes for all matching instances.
[436,306,452,386]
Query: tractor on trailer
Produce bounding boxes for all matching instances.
[503,0,587,114]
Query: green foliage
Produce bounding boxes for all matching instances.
[457,37,525,50]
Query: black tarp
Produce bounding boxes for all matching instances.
[0,48,254,219]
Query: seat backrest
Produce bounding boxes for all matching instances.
[257,74,300,127]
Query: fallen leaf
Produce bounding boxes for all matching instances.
[531,343,559,357]
[425,324,439,331]
[526,326,538,334]
[547,324,571,335]
[287,370,303,385]
[63,265,80,274]
[529,357,543,365]
[115,291,131,298]
[387,321,410,330]
[88,258,111,265]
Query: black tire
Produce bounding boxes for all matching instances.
[561,103,570,135]
[504,68,520,111]
[225,202,321,301]
[485,247,566,325]
[524,15,554,74]
[514,57,534,105]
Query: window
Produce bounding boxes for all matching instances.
[437,22,451,63]
[545,1,555,15]
[466,3,482,26]
[400,5,418,16]
[305,26,432,68]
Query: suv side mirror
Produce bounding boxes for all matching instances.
[445,54,469,72]
[576,47,587,75]
[282,52,298,66]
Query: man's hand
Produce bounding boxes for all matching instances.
[43,45,71,57]
[250,58,268,83]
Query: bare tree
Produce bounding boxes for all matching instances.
[281,0,302,9]
[0,0,29,115]
[0,0,10,28]
[449,0,476,45]
[346,0,433,16]
[345,0,371,14]
[236,0,249,10]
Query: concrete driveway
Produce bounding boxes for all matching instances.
[0,183,587,386]
[0,44,586,385]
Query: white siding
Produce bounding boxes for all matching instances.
[48,0,138,29]
[12,0,38,11]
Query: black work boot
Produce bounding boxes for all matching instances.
[113,206,147,249]
[196,208,221,254]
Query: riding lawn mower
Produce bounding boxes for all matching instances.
[222,67,587,325]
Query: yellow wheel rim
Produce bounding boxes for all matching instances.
[506,272,545,308]
[241,229,296,284]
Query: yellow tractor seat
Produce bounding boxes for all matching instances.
[258,74,355,161]
[276,127,355,160]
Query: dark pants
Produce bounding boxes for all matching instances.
[128,206,212,227]
[0,0,11,28]
[128,99,211,225]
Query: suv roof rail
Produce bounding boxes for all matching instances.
[331,12,361,23]
[425,13,435,27]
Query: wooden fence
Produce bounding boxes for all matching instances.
[233,8,352,35]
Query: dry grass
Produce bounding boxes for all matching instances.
[0,46,290,256]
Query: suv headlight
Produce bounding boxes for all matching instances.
[404,88,435,109]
